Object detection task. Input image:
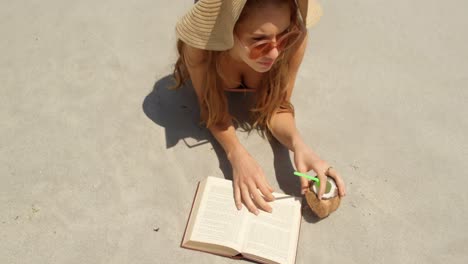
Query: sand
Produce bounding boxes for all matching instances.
[1,0,467,263]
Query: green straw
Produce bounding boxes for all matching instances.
[294,171,320,183]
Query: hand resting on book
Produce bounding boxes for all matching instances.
[228,146,276,215]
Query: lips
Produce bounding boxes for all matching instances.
[259,60,274,67]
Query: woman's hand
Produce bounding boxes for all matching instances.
[228,146,276,215]
[293,141,346,199]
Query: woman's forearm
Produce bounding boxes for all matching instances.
[269,112,302,151]
[208,120,245,160]
[269,112,320,159]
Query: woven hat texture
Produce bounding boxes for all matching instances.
[176,0,323,50]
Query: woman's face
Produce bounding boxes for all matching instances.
[231,4,292,73]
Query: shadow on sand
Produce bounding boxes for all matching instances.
[143,74,320,222]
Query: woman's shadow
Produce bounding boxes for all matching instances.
[142,74,233,180]
[142,74,321,222]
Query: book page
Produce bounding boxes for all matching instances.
[241,195,302,264]
[189,177,248,252]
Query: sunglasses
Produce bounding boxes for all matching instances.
[236,26,303,60]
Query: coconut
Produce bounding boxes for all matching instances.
[304,176,341,218]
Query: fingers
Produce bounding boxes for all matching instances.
[258,186,275,202]
[267,182,274,193]
[258,182,275,202]
[240,183,259,215]
[248,184,273,213]
[239,181,274,215]
[327,168,347,197]
[300,177,309,195]
[317,172,328,200]
[296,163,311,195]
[234,182,242,210]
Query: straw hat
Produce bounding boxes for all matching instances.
[176,0,323,50]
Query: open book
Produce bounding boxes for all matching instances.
[181,176,302,264]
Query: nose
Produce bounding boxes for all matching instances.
[265,46,279,60]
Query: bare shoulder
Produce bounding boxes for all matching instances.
[182,44,209,68]
[179,43,211,102]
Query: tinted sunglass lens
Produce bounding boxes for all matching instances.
[250,43,270,59]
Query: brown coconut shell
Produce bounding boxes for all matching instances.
[305,183,341,218]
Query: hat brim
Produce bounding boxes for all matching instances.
[176,0,323,50]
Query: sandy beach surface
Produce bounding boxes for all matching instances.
[1,0,467,263]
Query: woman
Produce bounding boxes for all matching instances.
[172,0,346,215]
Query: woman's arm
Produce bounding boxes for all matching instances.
[269,32,347,198]
[181,45,243,161]
[269,31,309,153]
[183,45,275,214]
[209,121,276,213]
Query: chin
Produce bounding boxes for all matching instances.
[249,62,273,73]
[254,67,271,73]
